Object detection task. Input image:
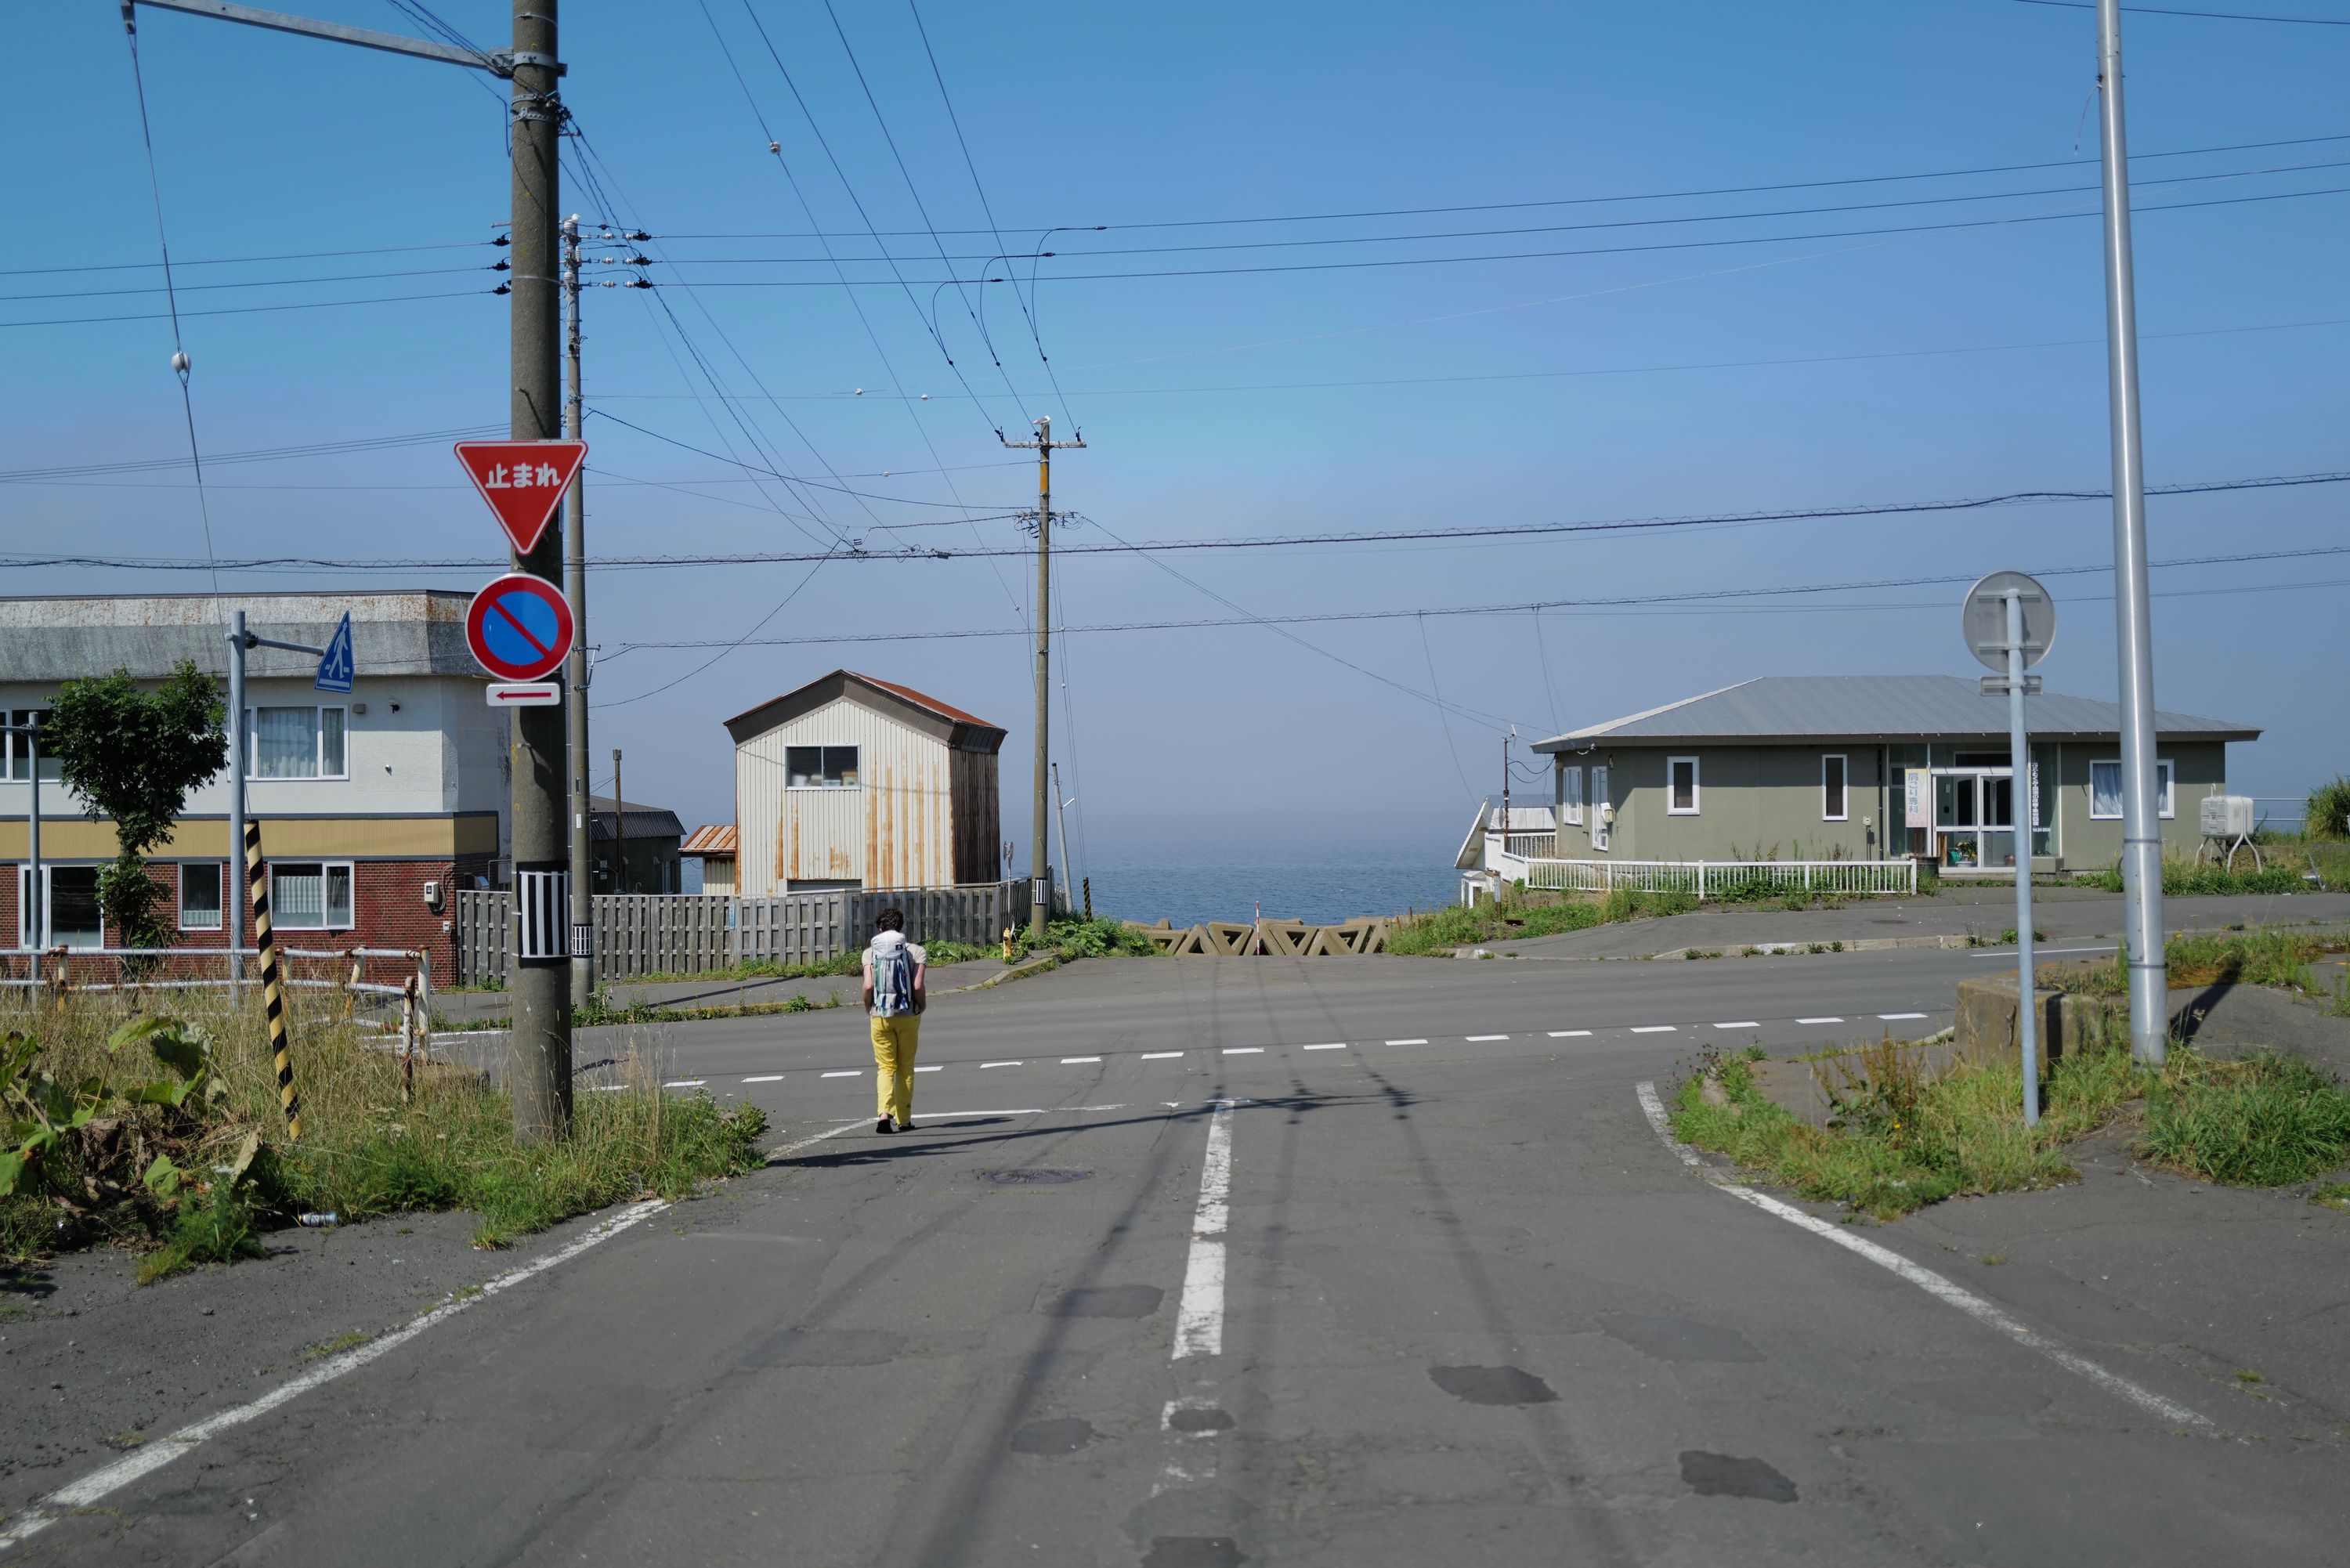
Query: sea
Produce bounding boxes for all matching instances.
[1072,827,1463,929]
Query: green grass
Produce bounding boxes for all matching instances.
[2055,928,2342,998]
[2310,1181,2350,1210]
[2076,854,2319,896]
[1672,1035,2350,1219]
[134,1183,269,1284]
[573,990,838,1027]
[1386,888,1697,956]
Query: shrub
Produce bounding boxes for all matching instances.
[2308,775,2350,842]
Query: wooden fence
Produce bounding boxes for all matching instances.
[454,880,1036,985]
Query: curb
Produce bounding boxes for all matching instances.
[965,953,1062,992]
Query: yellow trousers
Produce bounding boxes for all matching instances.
[870,1013,921,1124]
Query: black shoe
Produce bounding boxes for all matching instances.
[875,1116,896,1135]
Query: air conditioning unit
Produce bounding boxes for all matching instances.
[2199,795,2254,840]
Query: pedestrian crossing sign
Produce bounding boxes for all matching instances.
[315,611,355,694]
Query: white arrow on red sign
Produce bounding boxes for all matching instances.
[454,440,588,555]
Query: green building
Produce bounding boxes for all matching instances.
[1531,676,2259,876]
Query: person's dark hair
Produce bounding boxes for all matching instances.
[875,906,905,932]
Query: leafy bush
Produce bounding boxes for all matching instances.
[2308,775,2350,842]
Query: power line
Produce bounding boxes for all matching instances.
[589,407,1023,508]
[1,239,496,279]
[18,470,2348,574]
[2001,0,2350,24]
[635,180,2350,288]
[642,153,2350,266]
[0,423,503,482]
[0,263,495,305]
[649,128,2350,236]
[0,287,494,331]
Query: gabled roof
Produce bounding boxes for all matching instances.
[723,669,1007,752]
[681,823,737,857]
[1533,675,2260,750]
[588,796,685,843]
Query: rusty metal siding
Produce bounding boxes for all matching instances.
[734,695,957,896]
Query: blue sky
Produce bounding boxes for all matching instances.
[5,0,2346,869]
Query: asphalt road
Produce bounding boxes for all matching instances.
[15,951,2347,1566]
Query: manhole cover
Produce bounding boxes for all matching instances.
[981,1168,1090,1186]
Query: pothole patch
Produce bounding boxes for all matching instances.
[1427,1364,1559,1406]
[1600,1313,1763,1364]
[1679,1450,1798,1503]
[1166,1405,1235,1433]
[982,1168,1090,1186]
[1010,1417,1097,1454]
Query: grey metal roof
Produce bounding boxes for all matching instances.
[1532,676,2260,750]
[588,797,685,843]
[0,591,482,681]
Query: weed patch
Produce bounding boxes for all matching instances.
[2140,1053,2350,1186]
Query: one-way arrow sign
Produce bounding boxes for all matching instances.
[454,439,588,555]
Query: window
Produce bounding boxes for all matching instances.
[785,745,860,787]
[1822,754,1848,822]
[269,862,353,930]
[248,706,346,779]
[4,710,61,781]
[1560,765,1584,826]
[2091,758,2175,820]
[178,862,222,931]
[20,865,103,949]
[1668,756,1700,815]
[1589,765,1611,851]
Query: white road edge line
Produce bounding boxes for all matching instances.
[0,1196,675,1555]
[1632,1080,2209,1429]
[1549,1029,1593,1038]
[1796,1017,1844,1025]
[741,1074,784,1083]
[1173,1099,1236,1360]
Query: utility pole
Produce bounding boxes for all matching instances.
[121,0,573,1142]
[1001,416,1084,937]
[563,214,594,1009]
[2095,0,2168,1065]
[1500,732,1511,855]
[1051,762,1073,913]
[5,717,41,971]
[610,747,625,894]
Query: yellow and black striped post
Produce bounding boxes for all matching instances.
[244,819,302,1140]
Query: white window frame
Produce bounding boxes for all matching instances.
[2090,758,2174,821]
[20,864,104,949]
[1821,753,1849,822]
[246,705,349,782]
[1560,765,1584,827]
[1667,755,1701,816]
[177,861,224,932]
[1590,765,1611,851]
[268,860,356,930]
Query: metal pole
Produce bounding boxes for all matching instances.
[507,0,572,1140]
[226,609,247,993]
[1032,419,1052,936]
[2095,0,2167,1065]
[1051,762,1072,912]
[2007,591,2040,1125]
[611,747,624,894]
[563,214,594,1008]
[1500,732,1511,865]
[24,723,42,969]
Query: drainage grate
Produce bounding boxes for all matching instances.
[980,1168,1090,1186]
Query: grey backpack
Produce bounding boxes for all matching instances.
[870,937,916,1017]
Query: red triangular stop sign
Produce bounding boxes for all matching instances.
[454,440,588,555]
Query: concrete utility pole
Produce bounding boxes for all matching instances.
[2095,0,2169,1064]
[563,214,594,1009]
[1002,416,1084,937]
[610,747,625,894]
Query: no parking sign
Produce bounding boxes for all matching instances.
[465,573,574,684]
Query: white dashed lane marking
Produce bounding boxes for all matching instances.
[1223,1047,1264,1055]
[1632,1025,1677,1035]
[1141,1052,1184,1060]
[1385,1038,1429,1046]
[1797,1017,1844,1025]
[821,1071,858,1078]
[1302,1043,1347,1051]
[1466,1034,1509,1042]
[742,1074,783,1083]
[1062,1056,1103,1064]
[1878,1012,1929,1021]
[663,1079,705,1088]
[1549,1029,1593,1038]
[914,1066,942,1074]
[981,1060,1022,1068]
[1712,1022,1761,1031]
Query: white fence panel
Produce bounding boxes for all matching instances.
[1517,858,1915,899]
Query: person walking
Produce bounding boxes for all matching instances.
[863,907,927,1134]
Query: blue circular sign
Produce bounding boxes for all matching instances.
[465,573,574,682]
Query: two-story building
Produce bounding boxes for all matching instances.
[2,591,504,974]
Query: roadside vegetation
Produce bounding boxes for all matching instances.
[1387,886,1717,956]
[3,991,766,1274]
[1671,1033,2350,1221]
[2048,928,2347,1000]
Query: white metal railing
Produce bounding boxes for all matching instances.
[1519,857,1918,898]
[1502,832,1558,860]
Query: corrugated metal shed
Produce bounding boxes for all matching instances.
[681,823,737,858]
[0,591,479,679]
[1535,676,2260,750]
